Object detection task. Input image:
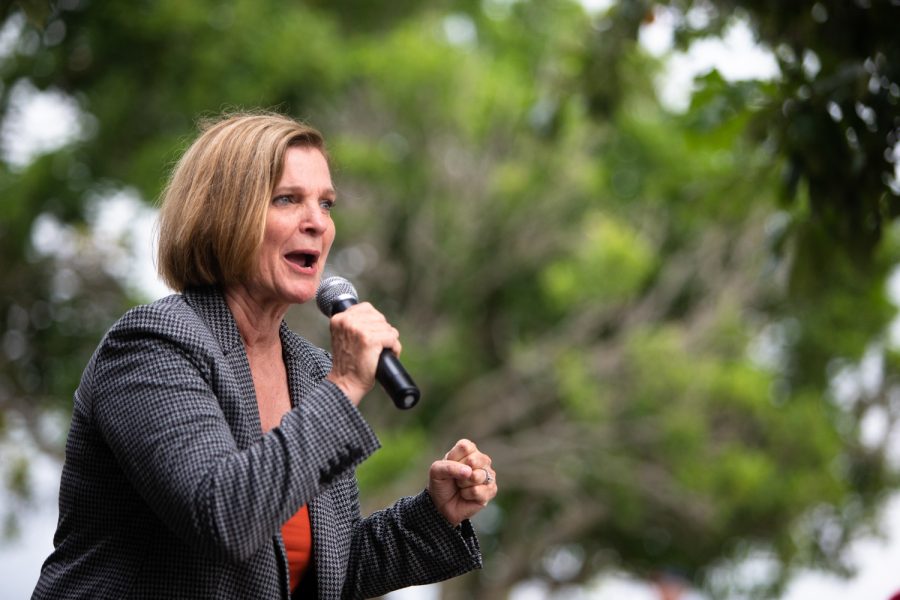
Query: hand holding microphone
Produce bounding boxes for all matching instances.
[316,276,420,409]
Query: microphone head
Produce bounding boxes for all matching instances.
[316,276,359,317]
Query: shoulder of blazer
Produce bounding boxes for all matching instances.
[81,291,224,415]
[89,289,233,390]
[101,290,224,352]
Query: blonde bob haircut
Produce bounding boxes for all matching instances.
[157,111,326,292]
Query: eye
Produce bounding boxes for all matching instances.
[272,194,293,206]
[320,198,335,212]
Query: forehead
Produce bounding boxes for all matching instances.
[276,146,332,190]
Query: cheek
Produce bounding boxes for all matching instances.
[323,223,336,256]
[257,235,285,275]
[261,217,291,253]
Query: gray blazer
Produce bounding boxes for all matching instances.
[33,287,481,599]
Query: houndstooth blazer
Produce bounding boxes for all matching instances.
[33,287,482,599]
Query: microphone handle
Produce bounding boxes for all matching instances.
[330,297,420,410]
[376,349,420,409]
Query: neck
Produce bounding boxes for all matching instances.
[224,284,288,350]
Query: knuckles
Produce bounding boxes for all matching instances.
[454,438,476,454]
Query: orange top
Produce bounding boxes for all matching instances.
[281,504,312,592]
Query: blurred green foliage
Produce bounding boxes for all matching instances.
[0,1,898,598]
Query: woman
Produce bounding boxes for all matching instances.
[33,112,497,599]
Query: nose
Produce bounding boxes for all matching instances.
[299,201,329,235]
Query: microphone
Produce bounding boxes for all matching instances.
[315,276,420,409]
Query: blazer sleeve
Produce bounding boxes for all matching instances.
[342,490,483,599]
[88,302,380,563]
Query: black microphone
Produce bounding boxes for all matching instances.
[315,276,420,410]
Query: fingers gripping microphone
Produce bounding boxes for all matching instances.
[316,276,420,409]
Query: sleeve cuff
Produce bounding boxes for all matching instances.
[415,490,483,569]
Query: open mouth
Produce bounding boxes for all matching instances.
[285,251,319,270]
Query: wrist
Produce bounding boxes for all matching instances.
[326,372,364,406]
[425,486,462,527]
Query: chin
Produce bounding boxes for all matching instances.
[285,284,318,306]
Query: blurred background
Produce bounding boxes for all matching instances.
[1,0,899,598]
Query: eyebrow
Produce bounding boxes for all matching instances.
[272,184,337,198]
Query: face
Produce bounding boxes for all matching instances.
[247,145,336,308]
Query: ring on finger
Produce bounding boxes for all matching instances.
[480,467,494,484]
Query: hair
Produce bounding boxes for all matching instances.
[156,111,326,291]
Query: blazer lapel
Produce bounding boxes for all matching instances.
[281,322,339,598]
[181,287,263,447]
[185,289,341,596]
[280,321,330,406]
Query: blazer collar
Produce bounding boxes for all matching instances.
[181,286,245,355]
[181,286,330,381]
